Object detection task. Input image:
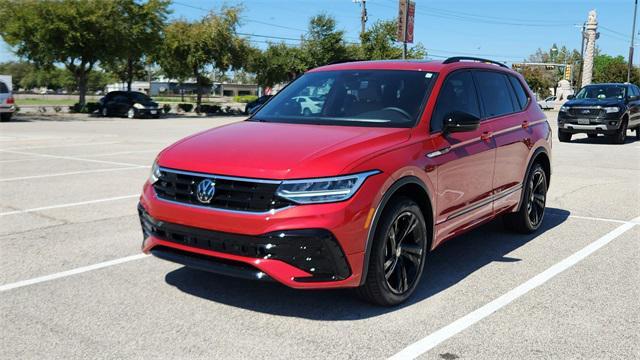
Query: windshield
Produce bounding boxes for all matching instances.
[575,85,626,100]
[251,70,437,127]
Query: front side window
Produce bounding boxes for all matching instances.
[130,92,151,102]
[252,70,437,128]
[474,71,516,118]
[430,71,480,133]
[575,85,626,100]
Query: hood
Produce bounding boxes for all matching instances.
[565,98,623,107]
[158,121,410,179]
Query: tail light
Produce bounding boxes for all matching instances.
[6,96,14,104]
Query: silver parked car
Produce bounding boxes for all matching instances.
[0,80,15,122]
[537,96,556,110]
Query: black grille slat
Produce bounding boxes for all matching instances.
[153,168,290,212]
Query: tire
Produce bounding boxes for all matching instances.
[558,131,572,142]
[636,127,640,140]
[356,196,428,306]
[101,107,108,117]
[587,134,598,139]
[610,119,628,144]
[303,108,311,116]
[0,113,11,122]
[127,107,135,119]
[504,163,548,234]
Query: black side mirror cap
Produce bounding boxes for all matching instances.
[443,111,481,133]
[566,95,575,100]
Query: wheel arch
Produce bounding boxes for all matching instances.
[359,176,434,286]
[516,147,551,212]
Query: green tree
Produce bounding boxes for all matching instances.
[358,20,426,60]
[522,66,554,99]
[0,61,35,89]
[527,44,581,88]
[0,0,125,106]
[156,7,250,109]
[592,54,640,84]
[102,0,170,91]
[302,14,348,68]
[249,43,307,87]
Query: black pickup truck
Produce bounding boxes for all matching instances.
[557,83,640,144]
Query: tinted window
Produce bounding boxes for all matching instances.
[508,76,529,110]
[629,85,639,97]
[430,71,480,132]
[253,70,437,128]
[0,81,8,93]
[474,71,516,118]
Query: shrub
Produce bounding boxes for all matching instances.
[199,104,221,114]
[162,103,171,114]
[38,106,47,113]
[85,102,100,113]
[233,95,258,103]
[178,103,193,112]
[69,102,100,113]
[53,106,62,113]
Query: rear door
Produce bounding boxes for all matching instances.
[429,70,497,241]
[628,85,640,127]
[475,71,533,215]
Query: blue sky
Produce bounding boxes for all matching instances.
[0,0,636,65]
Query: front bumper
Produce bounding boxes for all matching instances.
[558,111,622,134]
[135,108,160,117]
[139,172,384,288]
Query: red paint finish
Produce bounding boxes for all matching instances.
[140,60,551,289]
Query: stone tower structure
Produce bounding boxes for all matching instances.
[581,10,598,86]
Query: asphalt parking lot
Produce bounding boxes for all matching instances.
[1,112,639,359]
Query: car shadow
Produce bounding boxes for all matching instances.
[570,133,638,145]
[164,208,570,320]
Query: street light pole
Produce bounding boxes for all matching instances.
[628,0,638,82]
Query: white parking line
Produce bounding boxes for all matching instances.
[0,140,119,151]
[389,217,638,360]
[0,254,149,292]
[0,194,140,216]
[0,149,147,167]
[0,166,148,182]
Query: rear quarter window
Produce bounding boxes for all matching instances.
[508,76,530,110]
[0,81,8,93]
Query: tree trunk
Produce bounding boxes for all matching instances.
[78,70,87,108]
[126,57,133,92]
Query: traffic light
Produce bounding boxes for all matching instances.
[564,65,572,80]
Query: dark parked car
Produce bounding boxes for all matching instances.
[244,95,272,115]
[99,91,160,118]
[558,83,640,143]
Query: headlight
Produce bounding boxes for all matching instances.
[276,170,380,204]
[133,103,145,109]
[149,160,161,184]
[559,105,569,112]
[603,106,620,113]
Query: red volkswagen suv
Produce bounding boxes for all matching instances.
[139,57,551,306]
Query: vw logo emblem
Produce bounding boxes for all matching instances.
[196,179,216,204]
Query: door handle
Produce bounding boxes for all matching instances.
[480,131,493,141]
[522,121,530,129]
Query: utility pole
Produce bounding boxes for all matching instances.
[402,0,408,59]
[353,0,367,39]
[628,0,638,82]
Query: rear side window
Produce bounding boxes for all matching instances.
[474,71,516,118]
[0,81,8,93]
[508,76,529,110]
[430,71,480,132]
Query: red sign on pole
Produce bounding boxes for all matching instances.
[396,0,415,43]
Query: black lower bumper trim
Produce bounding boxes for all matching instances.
[151,246,273,281]
[139,204,351,282]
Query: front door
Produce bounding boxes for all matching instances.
[428,70,497,245]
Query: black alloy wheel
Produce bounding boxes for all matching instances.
[356,197,428,306]
[382,211,424,295]
[526,168,547,228]
[504,162,548,234]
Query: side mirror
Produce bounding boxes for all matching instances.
[443,111,480,133]
[567,95,575,100]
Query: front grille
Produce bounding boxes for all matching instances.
[139,206,351,282]
[569,108,604,118]
[153,167,291,212]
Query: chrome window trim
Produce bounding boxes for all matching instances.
[159,166,283,184]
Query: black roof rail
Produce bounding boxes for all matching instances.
[442,56,508,68]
